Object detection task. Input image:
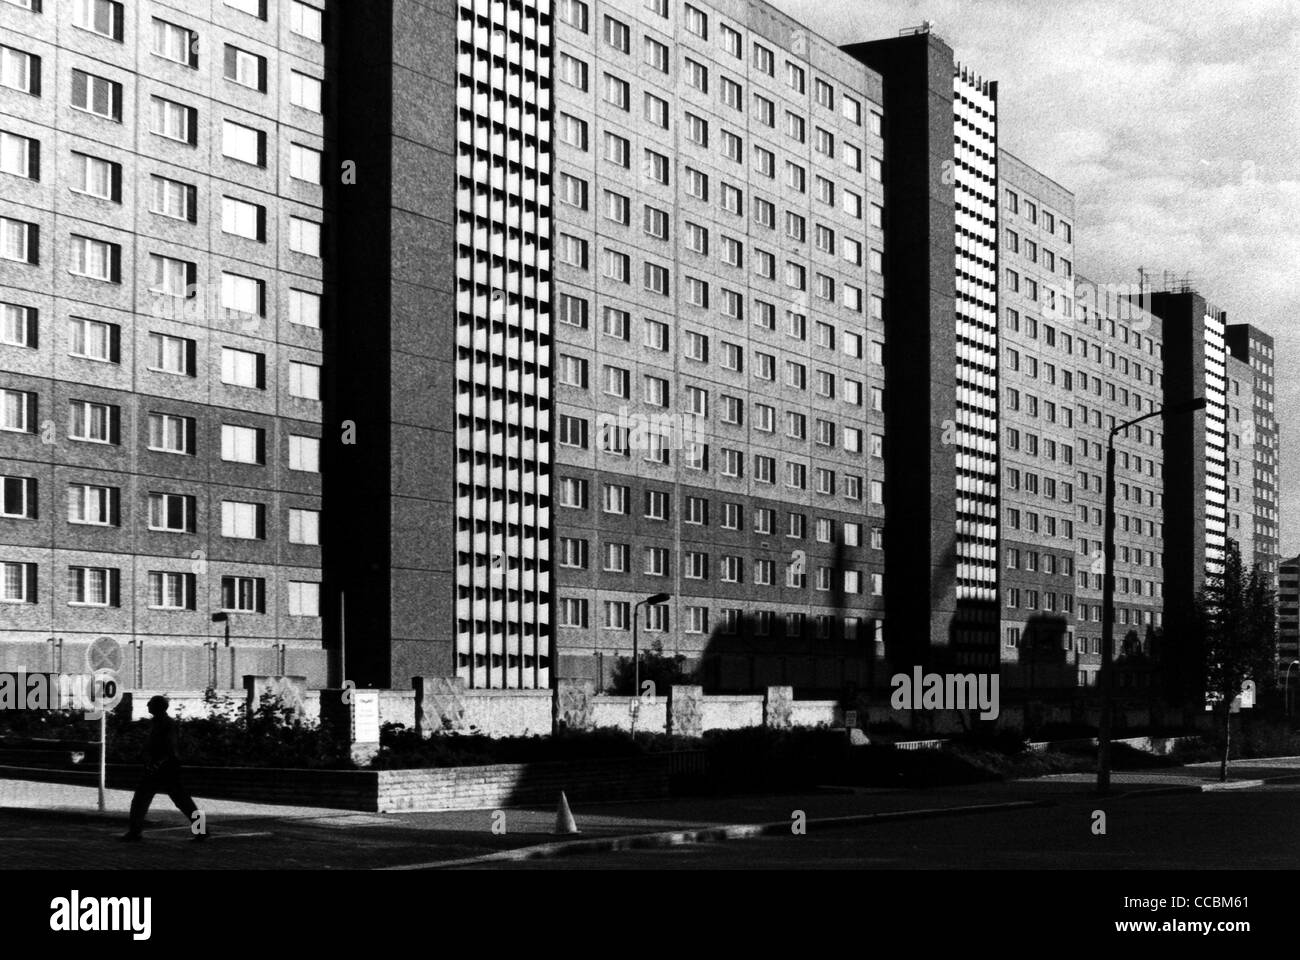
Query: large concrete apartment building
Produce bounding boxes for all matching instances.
[0,0,330,688]
[1,0,1281,699]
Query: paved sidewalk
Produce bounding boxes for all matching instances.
[3,757,1297,869]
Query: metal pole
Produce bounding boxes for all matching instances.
[340,592,346,688]
[632,600,641,734]
[1098,433,1117,795]
[98,703,106,814]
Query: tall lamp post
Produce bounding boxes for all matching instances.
[1285,660,1300,717]
[1098,396,1205,794]
[632,593,672,728]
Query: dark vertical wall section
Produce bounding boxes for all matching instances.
[843,35,959,670]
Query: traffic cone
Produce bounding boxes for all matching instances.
[554,791,579,835]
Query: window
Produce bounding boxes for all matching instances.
[71,0,124,40]
[222,196,265,240]
[222,273,265,316]
[814,127,834,156]
[221,347,265,389]
[68,317,118,363]
[224,45,267,92]
[842,94,861,124]
[604,131,630,166]
[152,176,197,222]
[721,130,742,163]
[290,143,322,183]
[786,62,805,93]
[684,57,708,93]
[152,19,199,68]
[785,112,805,142]
[645,206,670,241]
[814,78,834,109]
[558,114,588,150]
[289,435,319,472]
[147,412,194,454]
[67,483,117,526]
[644,92,669,129]
[290,71,322,112]
[1,302,37,348]
[558,53,587,90]
[645,149,670,186]
[0,475,36,520]
[149,255,193,297]
[289,217,321,257]
[644,37,669,73]
[684,3,708,37]
[604,15,629,52]
[1,46,40,96]
[222,424,264,464]
[644,262,669,296]
[289,361,321,400]
[644,490,670,522]
[0,217,38,265]
[644,319,668,351]
[602,248,629,282]
[68,400,117,444]
[71,70,121,120]
[289,1,324,41]
[684,113,708,147]
[220,502,264,540]
[0,131,38,180]
[1,562,36,603]
[601,307,629,340]
[557,233,588,268]
[222,120,266,166]
[221,576,266,613]
[288,581,320,617]
[68,566,119,607]
[0,389,36,433]
[559,598,589,629]
[290,289,321,329]
[148,492,195,533]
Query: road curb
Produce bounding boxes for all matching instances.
[384,798,1056,870]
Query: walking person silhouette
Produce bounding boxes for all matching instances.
[119,696,206,842]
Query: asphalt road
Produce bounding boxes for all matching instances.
[455,784,1300,870]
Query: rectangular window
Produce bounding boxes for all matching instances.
[150,255,194,297]
[222,120,266,166]
[221,424,264,464]
[221,500,265,540]
[223,45,267,91]
[68,566,119,607]
[290,289,321,329]
[289,217,321,257]
[0,561,37,603]
[290,70,322,112]
[68,400,117,444]
[148,492,195,533]
[1,46,40,96]
[0,475,36,520]
[67,483,117,527]
[147,412,194,454]
[222,273,265,316]
[0,302,36,348]
[73,0,125,40]
[0,217,38,265]
[287,581,320,617]
[148,571,195,610]
[0,389,36,433]
[289,361,321,400]
[70,152,120,201]
[222,196,265,240]
[221,576,266,613]
[221,347,265,389]
[71,70,121,120]
[290,143,322,183]
[152,176,197,222]
[152,19,199,68]
[68,317,118,363]
[151,96,198,144]
[289,1,324,40]
[0,131,38,180]
[289,435,319,472]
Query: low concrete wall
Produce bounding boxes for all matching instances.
[122,690,243,721]
[0,754,677,813]
[590,696,667,733]
[379,690,416,731]
[789,700,839,728]
[700,695,763,731]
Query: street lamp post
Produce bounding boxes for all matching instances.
[1285,660,1300,717]
[1098,396,1205,795]
[632,593,671,731]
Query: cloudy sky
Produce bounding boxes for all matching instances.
[772,0,1300,557]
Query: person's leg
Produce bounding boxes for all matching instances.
[124,777,158,838]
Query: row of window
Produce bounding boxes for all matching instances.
[0,313,319,395]
[554,117,882,224]
[2,0,324,42]
[556,479,883,541]
[0,476,318,542]
[557,0,881,127]
[1003,188,1071,241]
[0,560,320,614]
[0,391,320,469]
[0,57,324,178]
[557,597,879,637]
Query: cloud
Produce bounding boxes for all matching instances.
[771,0,1300,555]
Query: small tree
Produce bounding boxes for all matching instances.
[1196,541,1276,781]
[608,640,694,696]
